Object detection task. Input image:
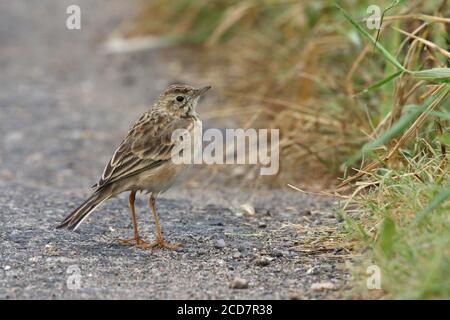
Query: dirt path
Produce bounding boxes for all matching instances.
[0,0,349,299]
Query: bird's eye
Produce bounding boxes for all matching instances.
[176,96,184,102]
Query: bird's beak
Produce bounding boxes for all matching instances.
[194,86,211,98]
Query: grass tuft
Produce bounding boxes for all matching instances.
[339,151,449,299]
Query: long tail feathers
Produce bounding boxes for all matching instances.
[56,192,110,231]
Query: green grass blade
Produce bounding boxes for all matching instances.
[346,96,435,166]
[414,184,450,224]
[429,111,450,120]
[410,68,450,83]
[378,215,396,256]
[354,70,404,96]
[335,4,406,72]
[438,133,450,145]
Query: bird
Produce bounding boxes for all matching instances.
[57,84,211,250]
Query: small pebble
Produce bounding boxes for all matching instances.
[240,203,255,216]
[232,252,241,259]
[230,277,249,289]
[270,250,283,258]
[306,267,316,275]
[289,292,304,300]
[4,265,11,271]
[254,257,271,267]
[311,282,336,291]
[215,239,226,249]
[28,257,39,263]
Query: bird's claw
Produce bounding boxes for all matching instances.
[149,238,183,250]
[117,237,150,247]
[118,236,182,250]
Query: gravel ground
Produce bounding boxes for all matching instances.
[0,0,350,299]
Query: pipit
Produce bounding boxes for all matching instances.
[57,84,211,250]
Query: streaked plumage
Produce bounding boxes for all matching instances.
[57,84,210,249]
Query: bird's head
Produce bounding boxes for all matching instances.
[155,84,211,116]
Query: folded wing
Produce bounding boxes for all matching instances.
[92,112,194,191]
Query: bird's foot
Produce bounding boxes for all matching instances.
[149,238,183,250]
[118,236,150,248]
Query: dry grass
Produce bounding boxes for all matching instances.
[118,0,448,190]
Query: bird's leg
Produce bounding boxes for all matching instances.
[118,191,149,248]
[148,195,182,250]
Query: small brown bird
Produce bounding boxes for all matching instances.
[57,84,210,249]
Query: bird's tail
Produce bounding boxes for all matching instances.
[56,191,111,231]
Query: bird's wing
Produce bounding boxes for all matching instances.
[92,112,195,190]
